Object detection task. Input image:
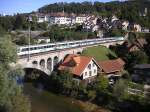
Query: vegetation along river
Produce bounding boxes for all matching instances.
[23,82,84,112]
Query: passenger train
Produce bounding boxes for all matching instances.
[17,37,124,56]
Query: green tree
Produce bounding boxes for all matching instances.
[113,79,128,101]
[0,25,6,37]
[0,37,17,65]
[0,37,31,112]
[126,50,149,71]
[95,75,109,93]
[14,14,28,30]
[108,29,125,37]
[38,22,48,30]
[58,70,73,94]
[87,90,96,101]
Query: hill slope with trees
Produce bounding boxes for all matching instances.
[38,0,150,27]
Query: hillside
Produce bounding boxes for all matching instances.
[38,0,150,27]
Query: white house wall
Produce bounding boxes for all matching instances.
[82,60,98,80]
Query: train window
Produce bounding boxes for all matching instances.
[22,48,29,51]
[30,48,33,50]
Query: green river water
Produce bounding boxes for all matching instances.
[23,82,84,112]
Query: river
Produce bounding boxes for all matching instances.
[23,82,84,112]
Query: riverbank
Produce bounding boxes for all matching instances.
[23,82,112,112]
[23,82,83,112]
[74,100,112,112]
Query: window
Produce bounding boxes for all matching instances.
[88,64,91,69]
[85,72,87,76]
[94,69,96,74]
[93,63,95,67]
[89,71,92,76]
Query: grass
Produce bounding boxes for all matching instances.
[82,45,117,61]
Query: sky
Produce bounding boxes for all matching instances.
[0,0,117,15]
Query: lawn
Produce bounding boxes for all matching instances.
[82,45,117,61]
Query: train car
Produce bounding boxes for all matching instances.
[17,43,56,55]
[17,38,123,56]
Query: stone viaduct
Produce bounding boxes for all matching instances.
[16,40,124,75]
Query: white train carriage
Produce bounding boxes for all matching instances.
[17,43,56,55]
[55,42,69,50]
[17,37,124,56]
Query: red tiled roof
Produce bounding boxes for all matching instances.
[98,58,125,74]
[58,54,95,76]
[124,38,147,52]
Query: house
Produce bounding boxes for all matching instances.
[35,13,49,23]
[133,24,141,32]
[49,13,72,25]
[132,64,150,85]
[128,23,141,32]
[75,14,87,24]
[97,58,125,78]
[123,38,147,52]
[58,54,100,83]
[111,15,119,23]
[33,36,50,43]
[122,21,129,31]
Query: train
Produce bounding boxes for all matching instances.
[17,37,124,56]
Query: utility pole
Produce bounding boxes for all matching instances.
[28,16,31,62]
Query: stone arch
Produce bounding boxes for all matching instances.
[47,58,52,72]
[40,59,45,68]
[77,51,81,54]
[32,61,38,66]
[24,68,48,79]
[53,56,59,68]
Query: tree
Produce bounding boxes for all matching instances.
[14,14,28,30]
[58,70,73,94]
[50,70,74,94]
[126,50,149,71]
[0,37,17,65]
[38,22,48,30]
[108,29,125,37]
[0,37,31,112]
[15,35,37,45]
[0,25,6,37]
[131,50,148,64]
[94,75,109,94]
[113,79,128,101]
[87,90,96,101]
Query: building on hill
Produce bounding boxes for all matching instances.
[122,20,129,31]
[34,13,50,23]
[58,54,100,83]
[32,13,88,25]
[128,23,142,32]
[33,36,50,43]
[49,13,72,25]
[97,58,125,79]
[75,14,87,24]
